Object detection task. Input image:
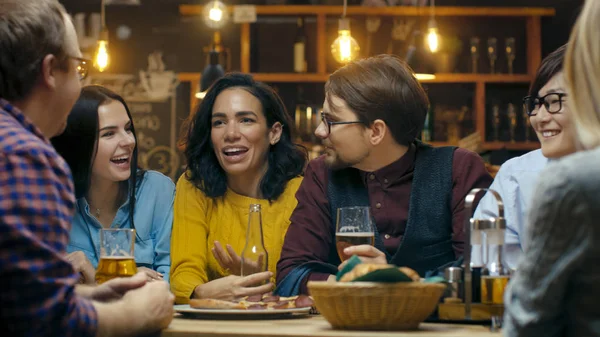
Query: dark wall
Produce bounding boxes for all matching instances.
[61,0,583,74]
[59,0,583,167]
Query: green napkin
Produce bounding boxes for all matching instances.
[335,255,417,283]
[335,255,362,281]
[352,267,414,283]
[423,276,446,283]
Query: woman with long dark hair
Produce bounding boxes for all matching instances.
[170,73,307,303]
[52,85,174,283]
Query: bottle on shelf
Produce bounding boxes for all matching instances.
[293,17,307,73]
[422,103,434,142]
[294,85,313,142]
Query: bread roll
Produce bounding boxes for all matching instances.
[397,266,421,282]
[339,263,395,282]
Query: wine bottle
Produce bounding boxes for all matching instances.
[422,103,434,142]
[293,17,307,73]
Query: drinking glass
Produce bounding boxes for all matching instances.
[487,37,498,74]
[505,37,516,74]
[335,206,375,261]
[95,228,137,284]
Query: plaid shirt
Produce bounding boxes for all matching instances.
[0,99,98,336]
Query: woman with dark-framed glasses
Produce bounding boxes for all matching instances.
[473,44,575,270]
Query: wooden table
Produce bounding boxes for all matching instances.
[161,315,500,337]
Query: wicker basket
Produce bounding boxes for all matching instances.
[308,281,447,331]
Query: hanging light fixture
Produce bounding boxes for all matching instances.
[331,0,360,64]
[203,0,229,30]
[405,29,436,80]
[94,0,110,72]
[195,32,225,99]
[426,0,439,53]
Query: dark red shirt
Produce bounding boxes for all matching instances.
[276,145,493,294]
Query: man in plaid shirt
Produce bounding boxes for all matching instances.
[0,1,174,336]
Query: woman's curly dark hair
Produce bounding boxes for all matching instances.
[182,72,307,201]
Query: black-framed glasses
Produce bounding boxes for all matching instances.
[320,111,364,136]
[522,93,567,116]
[69,56,91,81]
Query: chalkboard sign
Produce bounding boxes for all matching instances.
[87,73,189,181]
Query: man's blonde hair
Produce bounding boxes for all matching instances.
[565,0,600,150]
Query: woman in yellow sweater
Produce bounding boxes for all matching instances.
[170,73,307,303]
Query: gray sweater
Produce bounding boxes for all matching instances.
[503,147,600,337]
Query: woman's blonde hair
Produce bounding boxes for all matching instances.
[565,0,600,150]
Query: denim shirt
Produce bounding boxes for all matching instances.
[67,170,175,282]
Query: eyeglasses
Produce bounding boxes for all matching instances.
[320,111,364,136]
[522,93,567,116]
[69,56,91,81]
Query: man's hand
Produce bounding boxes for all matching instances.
[338,245,388,270]
[121,280,175,334]
[65,251,96,285]
[86,272,148,302]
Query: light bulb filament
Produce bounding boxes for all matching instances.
[338,30,352,62]
[427,27,439,53]
[94,40,109,72]
[209,7,223,22]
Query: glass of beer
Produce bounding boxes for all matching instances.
[95,228,137,284]
[335,206,375,261]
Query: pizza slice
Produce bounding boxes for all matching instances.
[189,298,247,310]
[188,294,315,311]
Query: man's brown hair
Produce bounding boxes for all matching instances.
[325,54,430,146]
[0,0,69,101]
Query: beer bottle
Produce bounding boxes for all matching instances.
[241,204,269,279]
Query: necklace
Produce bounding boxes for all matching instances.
[94,208,101,218]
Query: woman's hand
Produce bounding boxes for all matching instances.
[137,266,164,282]
[211,241,266,276]
[211,241,243,275]
[65,251,96,284]
[193,271,274,301]
[338,245,388,270]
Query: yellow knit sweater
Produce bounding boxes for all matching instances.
[170,175,303,304]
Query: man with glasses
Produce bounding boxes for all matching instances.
[0,1,174,336]
[474,44,570,269]
[276,55,492,295]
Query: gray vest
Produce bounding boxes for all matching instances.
[327,142,457,276]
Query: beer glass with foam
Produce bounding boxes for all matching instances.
[335,206,375,261]
[95,228,137,284]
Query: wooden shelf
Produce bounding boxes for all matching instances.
[424,141,539,152]
[178,72,532,84]
[254,73,330,83]
[428,141,455,147]
[177,5,551,153]
[421,74,533,84]
[482,141,540,151]
[180,5,555,17]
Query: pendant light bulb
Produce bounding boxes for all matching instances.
[203,0,229,29]
[331,18,360,64]
[94,30,110,72]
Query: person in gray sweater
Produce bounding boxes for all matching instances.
[503,1,600,336]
